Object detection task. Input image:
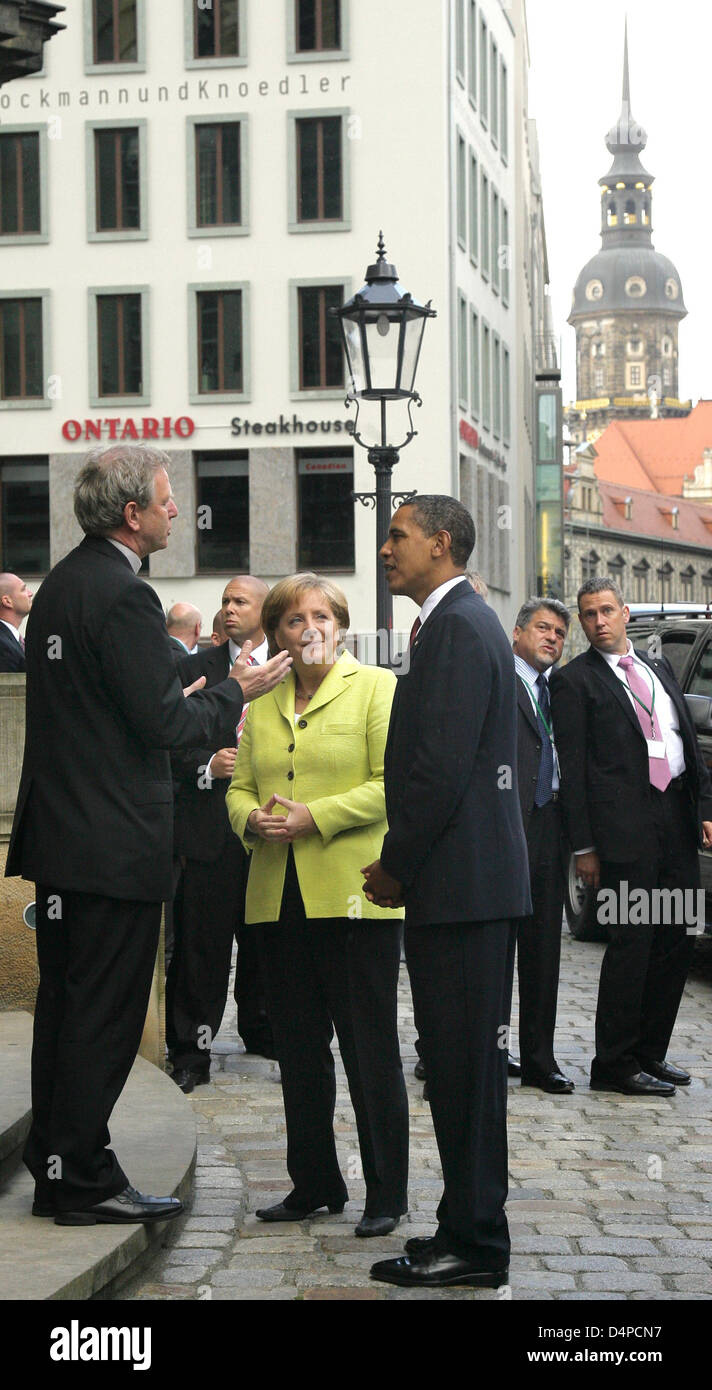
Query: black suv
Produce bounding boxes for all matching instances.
[564,604,712,941]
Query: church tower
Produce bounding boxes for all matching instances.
[567,23,688,443]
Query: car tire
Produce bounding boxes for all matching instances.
[564,852,609,942]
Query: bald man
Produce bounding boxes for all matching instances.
[211,610,227,646]
[168,576,274,1088]
[0,573,33,672]
[166,602,202,655]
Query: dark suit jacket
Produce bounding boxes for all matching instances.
[516,675,546,836]
[0,622,25,672]
[549,645,712,863]
[6,537,244,902]
[171,642,235,862]
[381,580,531,926]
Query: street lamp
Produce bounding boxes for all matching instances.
[332,233,435,646]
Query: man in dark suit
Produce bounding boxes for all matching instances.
[6,445,291,1225]
[363,496,531,1290]
[0,573,32,671]
[512,597,574,1095]
[550,577,712,1096]
[167,575,274,1092]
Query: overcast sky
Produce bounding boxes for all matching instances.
[526,0,711,408]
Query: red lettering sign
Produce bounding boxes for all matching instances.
[60,416,196,442]
[459,419,479,450]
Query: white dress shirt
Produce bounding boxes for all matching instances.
[513,653,559,792]
[601,640,685,777]
[107,538,142,574]
[417,575,468,629]
[204,636,269,783]
[0,619,22,644]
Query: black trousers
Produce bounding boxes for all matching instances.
[257,852,409,1219]
[24,887,161,1212]
[592,781,699,1080]
[517,800,565,1080]
[166,835,270,1070]
[405,919,517,1267]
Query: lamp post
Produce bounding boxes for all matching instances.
[332,234,435,649]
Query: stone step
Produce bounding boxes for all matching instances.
[0,1011,32,1181]
[0,1012,196,1301]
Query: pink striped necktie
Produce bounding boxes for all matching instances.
[19,634,25,651]
[618,655,671,792]
[236,653,257,745]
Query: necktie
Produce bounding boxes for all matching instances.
[236,653,257,745]
[618,655,671,792]
[533,674,555,808]
[19,634,25,651]
[409,617,422,648]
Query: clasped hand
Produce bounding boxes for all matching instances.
[361,860,404,909]
[247,794,317,842]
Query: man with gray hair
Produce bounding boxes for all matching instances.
[166,602,202,655]
[512,596,574,1094]
[6,444,292,1226]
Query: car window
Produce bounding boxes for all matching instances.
[659,631,698,682]
[688,638,712,697]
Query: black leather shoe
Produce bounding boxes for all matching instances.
[414,1059,426,1081]
[54,1185,183,1226]
[32,1201,55,1217]
[355,1215,400,1238]
[241,1037,279,1061]
[255,1199,345,1222]
[370,1250,509,1289]
[171,1067,210,1094]
[590,1070,675,1096]
[507,1055,522,1078]
[639,1059,691,1086]
[521,1069,575,1094]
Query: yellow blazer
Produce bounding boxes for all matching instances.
[225,651,403,923]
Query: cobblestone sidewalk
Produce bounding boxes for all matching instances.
[124,930,712,1302]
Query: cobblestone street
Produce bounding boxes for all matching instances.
[124,929,712,1303]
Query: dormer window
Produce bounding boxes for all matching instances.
[625,276,647,298]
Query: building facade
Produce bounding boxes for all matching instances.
[0,0,549,640]
[567,26,690,446]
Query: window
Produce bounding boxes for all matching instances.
[89,0,144,69]
[609,554,625,585]
[627,363,643,389]
[663,367,671,387]
[657,562,673,603]
[298,449,354,569]
[481,171,489,278]
[689,639,712,698]
[0,458,49,573]
[594,368,604,390]
[581,549,601,584]
[632,561,649,602]
[96,293,143,397]
[502,345,510,444]
[468,0,477,104]
[680,568,696,603]
[500,60,508,161]
[493,334,501,438]
[659,631,697,681]
[197,289,243,394]
[704,570,712,605]
[456,132,466,247]
[290,112,349,229]
[455,0,465,82]
[490,39,498,144]
[297,284,344,391]
[458,293,468,407]
[296,0,341,51]
[501,204,510,304]
[195,452,249,573]
[0,298,44,402]
[196,122,242,226]
[479,16,488,126]
[0,131,41,238]
[470,310,480,419]
[482,321,491,429]
[469,153,478,263]
[491,188,500,293]
[94,127,140,231]
[627,338,643,355]
[194,0,240,58]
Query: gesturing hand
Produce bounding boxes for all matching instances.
[210,747,237,780]
[183,675,207,697]
[229,639,292,699]
[247,795,317,842]
[575,850,600,890]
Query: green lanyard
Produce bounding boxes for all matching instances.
[524,683,554,744]
[622,666,656,736]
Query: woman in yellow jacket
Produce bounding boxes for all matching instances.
[226,573,408,1237]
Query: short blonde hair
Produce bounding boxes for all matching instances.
[261,573,350,655]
